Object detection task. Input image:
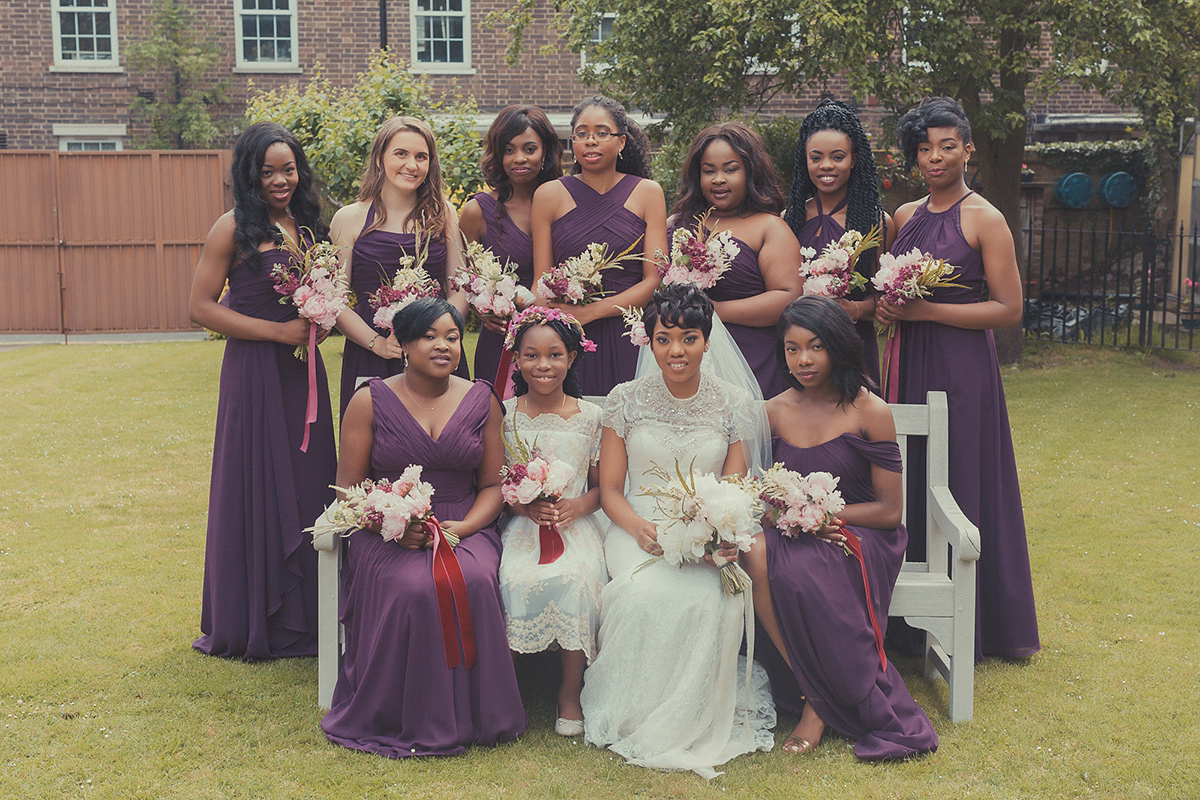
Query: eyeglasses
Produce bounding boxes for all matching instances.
[570,130,619,143]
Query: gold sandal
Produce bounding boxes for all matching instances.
[782,735,816,754]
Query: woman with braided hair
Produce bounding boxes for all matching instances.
[784,100,894,386]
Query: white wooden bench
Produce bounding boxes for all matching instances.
[313,389,979,721]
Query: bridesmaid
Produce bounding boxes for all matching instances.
[670,122,802,398]
[331,116,468,419]
[188,121,336,660]
[876,97,1039,660]
[532,94,667,395]
[743,297,938,760]
[784,99,894,386]
[320,297,526,757]
[460,104,563,387]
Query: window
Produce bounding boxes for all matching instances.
[411,0,473,73]
[53,124,126,151]
[51,0,120,72]
[65,140,119,151]
[580,12,615,70]
[235,0,299,71]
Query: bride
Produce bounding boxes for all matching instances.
[581,283,775,779]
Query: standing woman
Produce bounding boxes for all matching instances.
[188,121,336,660]
[876,97,1039,660]
[670,122,802,399]
[460,105,563,387]
[532,95,667,396]
[331,116,468,419]
[784,99,894,386]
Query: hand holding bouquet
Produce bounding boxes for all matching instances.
[756,463,848,551]
[656,209,739,289]
[501,418,576,563]
[452,241,536,319]
[308,464,457,548]
[871,247,966,338]
[367,231,440,333]
[799,223,882,298]
[271,227,351,360]
[534,238,643,304]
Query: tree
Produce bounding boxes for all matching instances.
[125,0,229,149]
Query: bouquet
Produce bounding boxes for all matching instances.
[756,463,848,550]
[871,247,966,338]
[616,304,649,347]
[637,459,760,594]
[367,231,440,333]
[656,210,740,289]
[452,241,536,319]
[534,238,643,304]
[271,227,351,360]
[501,417,577,564]
[799,223,883,298]
[307,464,457,547]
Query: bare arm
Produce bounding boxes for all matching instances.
[531,181,566,285]
[441,206,468,318]
[459,196,486,243]
[711,215,803,326]
[330,203,403,359]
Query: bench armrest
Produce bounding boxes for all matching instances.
[928,485,981,561]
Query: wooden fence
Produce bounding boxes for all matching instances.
[0,150,232,334]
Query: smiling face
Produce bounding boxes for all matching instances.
[916,126,972,189]
[699,138,748,215]
[403,312,461,378]
[782,324,832,390]
[571,105,624,173]
[259,141,299,212]
[651,320,707,395]
[503,126,545,188]
[516,323,576,397]
[805,129,855,198]
[382,130,431,195]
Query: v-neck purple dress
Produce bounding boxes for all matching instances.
[889,192,1040,660]
[550,174,647,395]
[758,433,937,760]
[470,192,534,385]
[193,246,337,661]
[320,379,526,757]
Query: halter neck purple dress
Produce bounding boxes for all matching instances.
[551,174,647,395]
[758,433,937,760]
[889,192,1040,660]
[794,196,882,386]
[193,246,336,661]
[321,379,526,757]
[470,192,534,385]
[339,203,466,419]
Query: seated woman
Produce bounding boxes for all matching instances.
[580,284,775,779]
[320,297,526,757]
[743,296,937,760]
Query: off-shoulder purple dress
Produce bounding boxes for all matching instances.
[888,192,1040,660]
[470,192,534,386]
[794,196,882,386]
[193,247,336,661]
[320,380,526,757]
[759,434,937,760]
[339,204,465,419]
[551,174,647,395]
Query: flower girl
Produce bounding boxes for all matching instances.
[497,307,607,735]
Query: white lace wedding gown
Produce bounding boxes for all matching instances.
[580,371,775,779]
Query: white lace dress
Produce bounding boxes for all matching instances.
[580,371,775,779]
[498,399,607,660]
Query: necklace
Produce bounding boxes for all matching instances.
[402,374,452,411]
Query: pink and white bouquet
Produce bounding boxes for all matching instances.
[367,232,440,333]
[638,459,760,594]
[501,417,577,563]
[799,223,882,298]
[452,241,536,318]
[657,210,740,289]
[871,247,966,337]
[756,463,848,549]
[534,238,643,304]
[307,464,457,547]
[271,227,351,360]
[616,304,650,346]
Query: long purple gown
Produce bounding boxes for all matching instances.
[670,220,787,399]
[794,196,882,386]
[889,192,1040,660]
[193,247,336,661]
[759,434,937,760]
[551,174,647,395]
[470,192,533,385]
[320,379,526,757]
[339,204,466,419]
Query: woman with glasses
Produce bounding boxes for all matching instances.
[531,95,667,395]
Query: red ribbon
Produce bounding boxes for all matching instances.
[426,517,477,670]
[301,323,318,452]
[881,327,901,404]
[537,523,565,564]
[837,526,888,672]
[494,348,516,400]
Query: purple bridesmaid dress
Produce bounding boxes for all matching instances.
[889,192,1040,660]
[470,192,534,385]
[193,247,337,661]
[550,174,647,395]
[758,434,937,760]
[320,380,526,757]
[794,196,882,386]
[339,204,465,419]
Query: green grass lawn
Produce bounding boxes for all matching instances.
[1,337,1197,798]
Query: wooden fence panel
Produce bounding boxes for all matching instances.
[0,153,62,332]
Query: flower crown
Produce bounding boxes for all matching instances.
[504,306,598,353]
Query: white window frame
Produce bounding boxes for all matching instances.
[579,12,616,72]
[53,123,126,151]
[50,0,121,73]
[234,0,300,73]
[409,0,475,75]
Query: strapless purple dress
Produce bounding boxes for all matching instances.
[758,433,937,760]
[320,379,526,757]
[193,247,336,661]
[888,192,1040,660]
[550,174,646,395]
[470,192,534,385]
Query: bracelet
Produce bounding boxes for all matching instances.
[367,334,379,352]
[850,301,860,324]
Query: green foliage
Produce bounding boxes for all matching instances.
[244,51,484,207]
[124,0,230,149]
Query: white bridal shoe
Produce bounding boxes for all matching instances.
[555,706,584,737]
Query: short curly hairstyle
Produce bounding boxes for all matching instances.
[895,97,973,170]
